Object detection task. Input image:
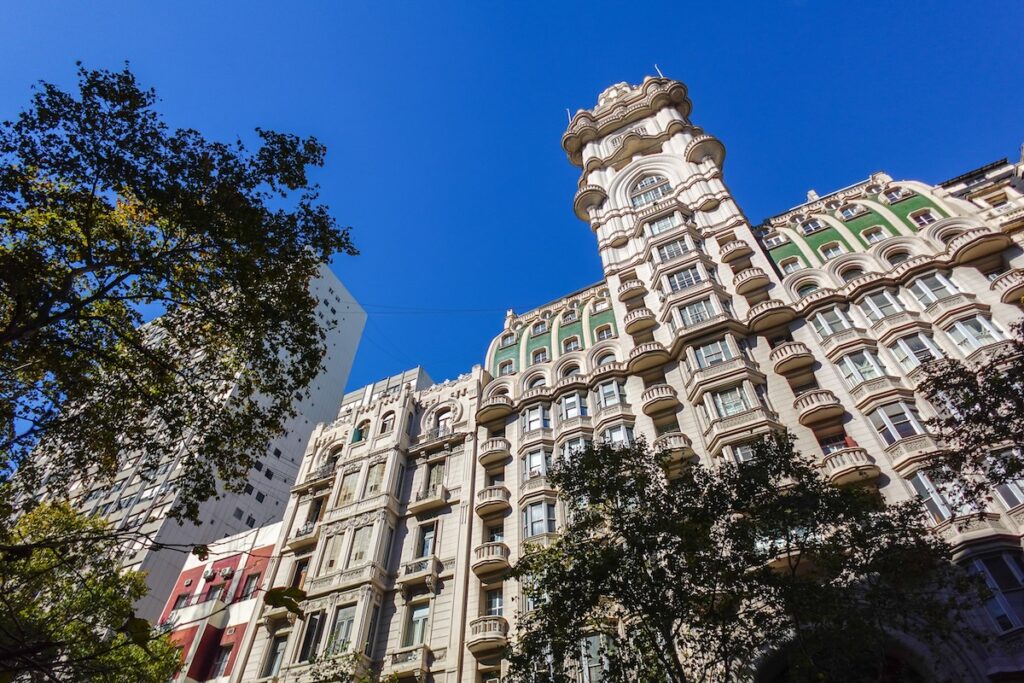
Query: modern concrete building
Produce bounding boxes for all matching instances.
[68,266,366,620]
[232,77,1024,682]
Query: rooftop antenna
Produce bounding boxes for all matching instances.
[565,108,572,123]
[654,63,665,78]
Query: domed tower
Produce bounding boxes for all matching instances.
[562,76,786,461]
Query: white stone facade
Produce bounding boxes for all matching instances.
[233,78,1024,682]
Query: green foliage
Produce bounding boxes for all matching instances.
[918,318,1024,509]
[306,648,398,683]
[507,434,981,683]
[0,502,180,681]
[263,585,307,616]
[0,63,356,521]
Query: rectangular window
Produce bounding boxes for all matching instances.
[523,450,551,480]
[485,588,504,617]
[837,350,884,385]
[364,604,380,656]
[657,239,688,262]
[326,604,356,655]
[667,265,703,292]
[403,603,430,647]
[298,610,326,662]
[910,273,957,305]
[560,393,587,420]
[523,406,550,432]
[261,635,288,677]
[733,443,756,464]
[209,645,232,678]
[347,526,371,567]
[581,634,606,683]
[763,233,785,247]
[679,298,714,327]
[694,339,733,369]
[819,434,849,455]
[975,554,1024,632]
[240,573,260,599]
[996,480,1024,510]
[649,215,675,235]
[811,307,851,338]
[364,463,385,497]
[821,243,844,260]
[337,472,359,505]
[946,315,1003,352]
[417,523,436,558]
[523,501,557,537]
[909,471,953,524]
[597,381,622,408]
[602,424,634,446]
[869,401,925,445]
[560,437,591,461]
[889,333,941,370]
[860,290,904,323]
[712,386,750,418]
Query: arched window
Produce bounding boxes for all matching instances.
[863,227,886,244]
[498,360,514,376]
[499,332,516,348]
[379,412,395,434]
[527,375,547,389]
[532,321,548,335]
[887,250,910,266]
[820,242,845,260]
[532,348,549,364]
[796,283,819,298]
[841,268,865,282]
[596,353,616,367]
[562,310,578,324]
[910,209,938,228]
[595,325,614,341]
[938,229,962,245]
[352,420,370,444]
[563,337,581,353]
[630,175,672,208]
[561,364,581,378]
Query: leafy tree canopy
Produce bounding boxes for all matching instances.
[0,502,180,682]
[507,434,981,683]
[0,63,356,521]
[918,319,1024,509]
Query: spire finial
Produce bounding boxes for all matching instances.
[566,108,572,124]
[654,64,665,78]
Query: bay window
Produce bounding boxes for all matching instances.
[711,385,750,418]
[945,315,1003,352]
[810,306,852,339]
[560,437,591,461]
[836,349,886,385]
[908,471,953,524]
[869,401,925,445]
[909,273,958,305]
[667,265,703,292]
[888,332,942,371]
[522,405,551,432]
[678,298,715,327]
[523,501,557,537]
[601,424,634,446]
[974,553,1024,632]
[694,338,733,369]
[560,392,587,420]
[657,238,688,263]
[859,290,904,323]
[596,380,624,409]
[522,450,551,480]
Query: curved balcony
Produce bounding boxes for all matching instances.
[685,356,759,402]
[719,240,753,263]
[641,384,680,416]
[990,269,1024,305]
[617,279,647,302]
[623,307,657,334]
[733,267,770,295]
[476,394,513,424]
[653,432,696,474]
[573,184,608,221]
[467,616,510,656]
[924,293,982,328]
[746,300,796,333]
[946,226,1010,264]
[628,341,671,372]
[822,448,880,486]
[793,389,844,426]
[471,542,511,576]
[704,406,780,454]
[478,437,511,467]
[603,229,630,248]
[519,473,557,503]
[769,341,814,376]
[286,520,320,550]
[819,327,873,360]
[475,486,511,517]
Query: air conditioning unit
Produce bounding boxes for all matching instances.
[220,567,235,579]
[202,568,215,580]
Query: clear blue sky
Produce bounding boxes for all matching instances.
[2,1,1022,390]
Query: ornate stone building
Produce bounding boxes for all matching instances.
[231,78,1024,682]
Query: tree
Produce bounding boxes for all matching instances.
[0,502,180,682]
[507,434,981,683]
[0,63,356,521]
[917,319,1024,509]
